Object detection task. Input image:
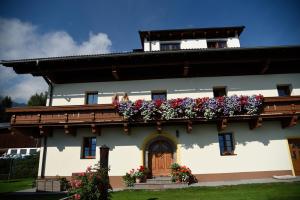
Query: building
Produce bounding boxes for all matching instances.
[1,26,300,188]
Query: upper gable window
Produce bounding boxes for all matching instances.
[213,87,227,97]
[152,91,167,101]
[277,85,291,97]
[86,92,98,104]
[160,43,180,51]
[207,40,227,48]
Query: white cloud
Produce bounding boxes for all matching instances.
[0,17,112,103]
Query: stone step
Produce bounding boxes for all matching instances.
[134,182,188,190]
[146,179,172,184]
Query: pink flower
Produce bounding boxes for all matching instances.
[86,166,92,172]
[74,193,81,200]
[79,172,85,177]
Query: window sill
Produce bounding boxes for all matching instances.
[220,153,237,156]
[81,156,96,159]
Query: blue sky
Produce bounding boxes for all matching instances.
[0,0,300,103]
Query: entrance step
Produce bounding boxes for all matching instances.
[134,182,188,190]
[146,177,172,184]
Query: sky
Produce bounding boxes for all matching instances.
[0,0,300,103]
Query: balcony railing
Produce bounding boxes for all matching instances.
[6,96,300,135]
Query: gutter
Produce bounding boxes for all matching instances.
[43,76,53,106]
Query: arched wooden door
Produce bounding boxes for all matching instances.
[149,140,174,176]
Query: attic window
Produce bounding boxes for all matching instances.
[207,40,227,48]
[213,87,227,97]
[160,43,180,51]
[277,85,291,96]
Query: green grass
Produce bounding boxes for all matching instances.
[112,182,300,200]
[0,178,34,193]
[0,182,299,200]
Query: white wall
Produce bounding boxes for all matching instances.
[181,39,207,49]
[50,73,300,106]
[227,37,240,47]
[42,122,300,177]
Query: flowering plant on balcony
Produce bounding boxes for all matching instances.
[117,95,263,121]
[170,163,196,184]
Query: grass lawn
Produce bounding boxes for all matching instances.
[0,178,34,193]
[0,182,299,200]
[112,182,300,200]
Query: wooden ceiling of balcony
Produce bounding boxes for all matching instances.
[1,46,300,84]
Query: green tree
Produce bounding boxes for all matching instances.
[27,92,48,106]
[0,96,12,122]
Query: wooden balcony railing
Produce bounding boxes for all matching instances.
[6,96,300,135]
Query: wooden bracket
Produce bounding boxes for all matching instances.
[249,117,263,130]
[217,118,228,132]
[187,121,193,133]
[91,124,101,136]
[123,123,130,135]
[260,59,270,74]
[183,62,189,77]
[10,115,16,124]
[39,125,52,137]
[64,125,76,136]
[282,115,298,129]
[156,121,162,133]
[112,66,119,80]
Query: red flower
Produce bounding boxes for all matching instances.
[74,193,81,200]
[154,99,163,108]
[240,96,248,106]
[134,99,143,109]
[255,94,263,101]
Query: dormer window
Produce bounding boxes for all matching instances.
[160,43,180,51]
[207,40,227,48]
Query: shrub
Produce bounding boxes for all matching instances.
[170,163,197,184]
[68,163,111,200]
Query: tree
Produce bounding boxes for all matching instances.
[27,92,48,106]
[0,96,12,122]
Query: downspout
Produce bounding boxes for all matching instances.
[43,76,53,106]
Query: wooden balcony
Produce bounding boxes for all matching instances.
[6,96,300,136]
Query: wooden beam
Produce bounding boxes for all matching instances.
[260,60,270,74]
[281,115,298,128]
[187,121,192,133]
[217,118,228,132]
[157,121,162,133]
[112,66,119,80]
[64,125,76,136]
[249,117,263,130]
[183,64,189,76]
[39,125,52,136]
[123,123,129,135]
[91,124,101,136]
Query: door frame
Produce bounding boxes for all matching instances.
[144,136,177,170]
[286,137,300,176]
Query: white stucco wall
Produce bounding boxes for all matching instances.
[181,39,207,49]
[42,122,300,177]
[50,73,300,106]
[227,37,241,47]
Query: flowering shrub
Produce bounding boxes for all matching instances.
[170,163,196,184]
[68,163,110,200]
[117,95,263,121]
[122,166,150,187]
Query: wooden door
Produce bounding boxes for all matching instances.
[288,139,300,176]
[149,140,173,176]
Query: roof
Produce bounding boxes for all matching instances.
[1,45,300,84]
[139,26,245,46]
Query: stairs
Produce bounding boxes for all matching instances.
[134,176,188,189]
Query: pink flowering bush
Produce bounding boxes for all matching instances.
[68,162,110,200]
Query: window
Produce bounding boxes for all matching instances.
[29,149,37,154]
[218,133,235,155]
[20,149,27,155]
[82,137,96,159]
[85,92,98,104]
[277,85,291,96]
[207,40,227,48]
[151,91,167,101]
[213,87,227,97]
[160,43,180,51]
[10,149,17,155]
